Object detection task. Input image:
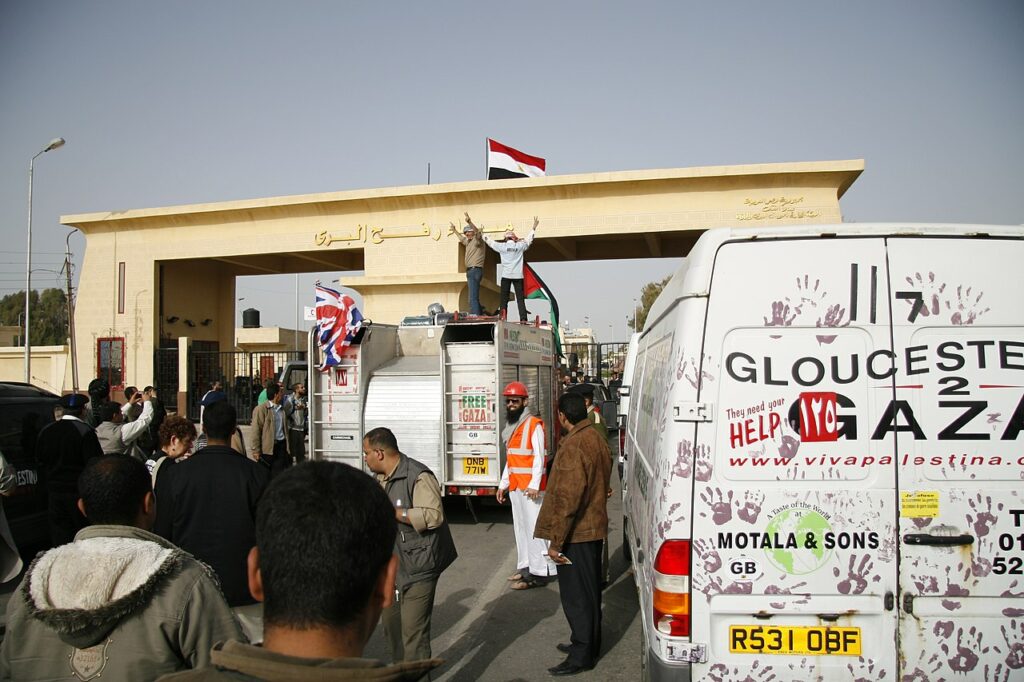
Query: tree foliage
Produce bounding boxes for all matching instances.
[0,288,69,346]
[628,275,672,332]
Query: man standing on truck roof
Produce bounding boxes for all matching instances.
[483,216,538,323]
[496,381,557,590]
[450,211,486,316]
[362,427,457,664]
[535,391,612,676]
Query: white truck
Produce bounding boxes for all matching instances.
[622,224,1024,681]
[308,318,559,496]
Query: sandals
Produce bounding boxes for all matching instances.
[510,576,545,590]
[507,571,524,582]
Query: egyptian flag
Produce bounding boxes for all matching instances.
[524,264,563,358]
[487,138,546,180]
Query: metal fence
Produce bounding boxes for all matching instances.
[186,350,306,423]
[563,341,630,386]
[153,347,179,409]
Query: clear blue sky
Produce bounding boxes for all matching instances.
[2,1,1021,341]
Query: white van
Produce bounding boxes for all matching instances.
[621,224,1024,681]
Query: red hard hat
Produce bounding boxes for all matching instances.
[502,381,529,397]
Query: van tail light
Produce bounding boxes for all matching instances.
[652,539,691,637]
[618,428,626,454]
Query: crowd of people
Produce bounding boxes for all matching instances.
[1,213,622,679]
[0,365,614,680]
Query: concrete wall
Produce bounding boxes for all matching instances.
[0,345,72,394]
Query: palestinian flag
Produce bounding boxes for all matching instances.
[487,138,546,180]
[524,263,563,358]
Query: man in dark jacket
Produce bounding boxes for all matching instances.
[158,461,440,682]
[154,400,269,639]
[534,392,612,676]
[84,377,109,428]
[362,427,457,664]
[1,455,241,680]
[34,393,104,545]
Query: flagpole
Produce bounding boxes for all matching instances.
[484,138,488,180]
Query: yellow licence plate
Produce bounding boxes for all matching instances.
[462,457,488,476]
[729,625,861,656]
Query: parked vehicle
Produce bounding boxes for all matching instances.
[617,333,641,461]
[0,382,59,553]
[622,224,1024,680]
[309,318,559,496]
[277,360,308,397]
[583,382,619,433]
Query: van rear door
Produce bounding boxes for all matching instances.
[693,237,897,679]
[887,236,1024,680]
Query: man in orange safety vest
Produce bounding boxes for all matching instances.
[496,381,556,589]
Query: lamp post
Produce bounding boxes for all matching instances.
[64,229,80,392]
[25,137,66,384]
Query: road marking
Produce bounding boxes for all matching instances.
[432,543,517,675]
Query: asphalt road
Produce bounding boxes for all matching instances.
[360,464,643,681]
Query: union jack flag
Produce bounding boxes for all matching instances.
[315,284,364,371]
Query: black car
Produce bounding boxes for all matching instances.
[0,382,59,553]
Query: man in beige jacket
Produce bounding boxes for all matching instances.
[249,383,292,477]
[450,211,487,315]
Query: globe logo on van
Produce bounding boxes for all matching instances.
[763,508,833,575]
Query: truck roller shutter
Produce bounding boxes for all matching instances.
[364,375,443,480]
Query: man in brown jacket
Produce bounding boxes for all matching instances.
[450,211,487,315]
[534,391,612,676]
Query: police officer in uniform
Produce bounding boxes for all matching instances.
[34,393,104,544]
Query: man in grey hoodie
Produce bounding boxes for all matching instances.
[0,455,242,681]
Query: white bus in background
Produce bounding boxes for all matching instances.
[621,224,1024,681]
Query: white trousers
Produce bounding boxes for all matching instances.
[510,489,556,577]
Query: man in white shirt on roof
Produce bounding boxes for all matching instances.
[483,216,539,322]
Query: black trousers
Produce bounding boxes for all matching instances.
[48,491,87,546]
[262,439,290,478]
[287,428,306,464]
[557,539,603,667]
[499,277,528,322]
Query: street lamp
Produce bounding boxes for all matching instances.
[25,137,66,384]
